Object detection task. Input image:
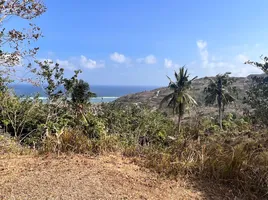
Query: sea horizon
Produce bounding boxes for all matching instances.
[10,84,162,103]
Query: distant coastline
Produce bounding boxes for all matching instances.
[11,84,160,103]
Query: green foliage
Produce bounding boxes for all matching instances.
[81,112,106,139]
[160,66,197,133]
[245,56,268,126]
[99,103,175,145]
[0,75,12,93]
[245,55,268,74]
[0,92,42,139]
[204,72,236,129]
[35,60,81,102]
[71,79,96,105]
[34,60,83,138]
[245,76,268,125]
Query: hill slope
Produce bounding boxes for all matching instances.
[115,75,256,111]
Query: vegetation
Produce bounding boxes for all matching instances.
[204,72,236,129]
[0,0,45,83]
[71,79,96,106]
[0,61,267,199]
[1,2,268,199]
[160,67,197,134]
[244,56,268,126]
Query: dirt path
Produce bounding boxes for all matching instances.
[0,154,235,200]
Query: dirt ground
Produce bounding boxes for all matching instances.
[0,154,237,200]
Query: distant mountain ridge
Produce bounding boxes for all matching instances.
[114,74,266,109]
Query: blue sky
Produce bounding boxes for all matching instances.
[22,0,268,85]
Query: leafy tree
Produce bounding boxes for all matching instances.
[71,79,96,106]
[244,55,268,125]
[35,60,82,139]
[204,72,236,129]
[35,60,81,103]
[245,55,268,74]
[0,0,46,77]
[160,66,197,134]
[0,75,12,93]
[0,92,41,140]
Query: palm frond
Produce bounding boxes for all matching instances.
[159,93,174,108]
[222,92,235,104]
[161,66,197,116]
[184,93,197,105]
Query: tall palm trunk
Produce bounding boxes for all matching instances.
[218,99,222,129]
[177,114,181,135]
[218,79,223,129]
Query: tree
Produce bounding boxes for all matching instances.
[35,60,82,140]
[160,66,197,134]
[71,79,96,106]
[245,55,268,74]
[244,55,268,125]
[204,72,236,129]
[0,0,46,80]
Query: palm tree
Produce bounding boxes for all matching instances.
[204,72,235,129]
[160,66,197,134]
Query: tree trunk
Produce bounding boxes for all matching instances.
[218,103,223,130]
[177,114,181,135]
[218,79,223,130]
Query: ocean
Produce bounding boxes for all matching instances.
[11,84,159,103]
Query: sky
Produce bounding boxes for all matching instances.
[13,0,268,86]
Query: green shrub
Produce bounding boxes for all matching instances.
[98,103,175,146]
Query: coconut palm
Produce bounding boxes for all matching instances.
[160,66,197,134]
[204,72,235,129]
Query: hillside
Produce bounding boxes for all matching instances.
[114,75,257,112]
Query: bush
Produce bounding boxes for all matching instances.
[142,126,268,199]
[0,92,44,142]
[245,76,268,126]
[98,103,175,146]
[41,129,90,154]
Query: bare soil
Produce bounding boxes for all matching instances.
[0,154,236,200]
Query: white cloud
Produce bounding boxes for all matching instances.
[164,58,180,69]
[196,40,263,76]
[235,54,249,63]
[197,40,209,66]
[197,40,207,50]
[110,52,129,64]
[137,54,157,64]
[79,55,104,69]
[40,56,104,71]
[56,59,76,70]
[164,59,173,68]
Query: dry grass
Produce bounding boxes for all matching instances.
[142,132,268,200]
[0,134,31,155]
[0,154,236,200]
